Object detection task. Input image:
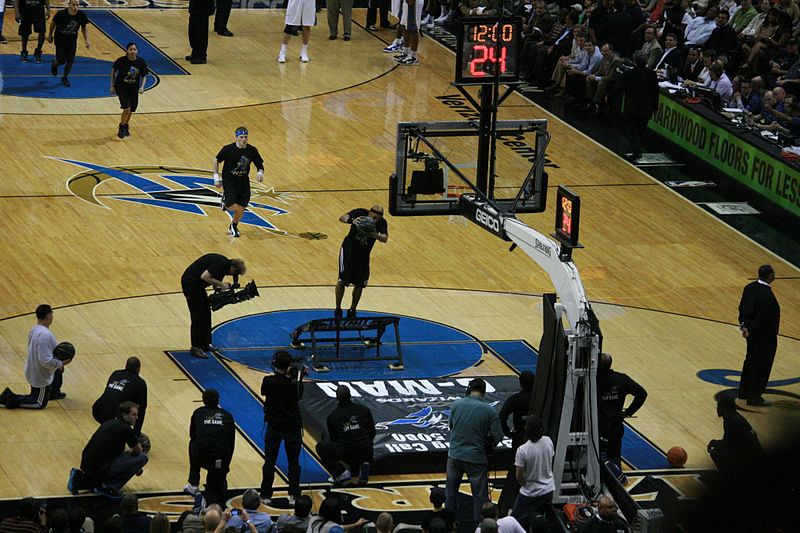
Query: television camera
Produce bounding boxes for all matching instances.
[208,279,260,311]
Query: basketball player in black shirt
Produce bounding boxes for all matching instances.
[214,127,265,238]
[111,42,148,139]
[335,205,388,318]
[47,0,89,87]
[15,0,49,63]
[92,356,147,436]
[181,253,246,358]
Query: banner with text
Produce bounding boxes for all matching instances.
[302,376,517,475]
[649,95,800,217]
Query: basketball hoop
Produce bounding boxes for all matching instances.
[446,184,469,228]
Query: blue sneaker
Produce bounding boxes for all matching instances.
[67,468,79,494]
[93,486,123,500]
[383,42,403,53]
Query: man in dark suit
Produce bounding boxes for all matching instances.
[214,0,233,37]
[703,10,739,63]
[738,265,781,406]
[186,0,215,64]
[653,32,684,72]
[619,50,660,160]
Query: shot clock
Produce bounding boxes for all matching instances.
[553,185,581,248]
[455,17,522,85]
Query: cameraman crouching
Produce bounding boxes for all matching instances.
[260,351,306,505]
[181,253,246,359]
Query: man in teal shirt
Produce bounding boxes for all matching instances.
[445,378,505,523]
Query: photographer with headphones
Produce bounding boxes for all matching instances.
[260,351,306,505]
[180,253,246,359]
[446,378,504,525]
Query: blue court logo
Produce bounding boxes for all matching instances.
[56,158,325,238]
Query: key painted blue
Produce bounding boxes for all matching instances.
[168,349,330,483]
[485,340,538,373]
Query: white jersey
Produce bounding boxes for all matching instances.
[285,0,316,27]
[24,324,60,388]
[400,0,424,28]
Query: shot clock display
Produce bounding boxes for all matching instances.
[456,17,522,84]
[554,185,581,247]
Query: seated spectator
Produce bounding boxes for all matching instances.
[776,0,800,25]
[704,9,739,63]
[731,0,758,34]
[563,40,603,100]
[585,43,624,113]
[150,513,171,533]
[547,31,588,90]
[215,508,258,533]
[577,496,630,532]
[697,49,717,83]
[459,0,497,17]
[624,0,645,25]
[69,507,93,533]
[683,47,704,80]
[597,0,635,59]
[92,356,147,436]
[734,77,763,113]
[375,513,393,533]
[529,10,580,86]
[767,39,799,86]
[103,515,123,533]
[225,490,272,533]
[707,397,764,476]
[739,0,770,38]
[203,507,222,533]
[421,487,456,533]
[520,6,567,83]
[120,494,151,533]
[275,494,313,533]
[654,32,685,72]
[477,519,498,533]
[704,60,735,104]
[588,0,613,45]
[476,503,524,533]
[753,89,777,122]
[639,26,664,70]
[684,6,718,47]
[524,1,553,40]
[0,497,46,533]
[307,497,367,533]
[71,400,148,498]
[49,508,69,533]
[740,9,792,76]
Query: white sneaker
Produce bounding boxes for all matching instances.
[278,50,286,63]
[183,483,200,496]
[434,12,448,23]
[383,42,403,53]
[300,52,309,62]
[399,56,420,66]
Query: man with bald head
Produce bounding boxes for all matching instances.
[92,356,148,436]
[316,385,376,486]
[335,205,389,319]
[578,496,629,532]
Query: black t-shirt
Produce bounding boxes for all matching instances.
[113,56,148,88]
[181,253,232,288]
[421,509,456,533]
[190,405,236,458]
[596,370,647,435]
[80,418,139,481]
[92,369,148,435]
[342,208,388,257]
[53,9,89,41]
[326,399,376,450]
[262,373,303,431]
[499,389,533,442]
[216,143,264,189]
[19,0,47,19]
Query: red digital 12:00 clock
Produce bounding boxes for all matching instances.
[456,17,522,85]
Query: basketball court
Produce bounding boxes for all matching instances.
[0,3,798,527]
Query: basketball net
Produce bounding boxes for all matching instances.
[446,184,469,228]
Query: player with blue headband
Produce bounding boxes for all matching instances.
[212,127,265,238]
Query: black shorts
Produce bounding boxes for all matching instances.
[55,39,77,64]
[116,85,140,112]
[338,246,370,288]
[223,187,251,208]
[19,16,46,37]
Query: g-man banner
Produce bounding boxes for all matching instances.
[649,94,800,217]
[302,376,517,475]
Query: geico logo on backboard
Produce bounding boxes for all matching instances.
[475,207,501,232]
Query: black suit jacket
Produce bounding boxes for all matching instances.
[704,25,739,57]
[738,281,780,337]
[620,66,660,118]
[682,60,704,82]
[655,47,684,70]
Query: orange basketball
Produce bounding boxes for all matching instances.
[667,446,688,467]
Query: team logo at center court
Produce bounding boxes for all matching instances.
[56,158,327,239]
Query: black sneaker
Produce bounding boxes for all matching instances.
[0,35,7,44]
[117,124,125,139]
[0,387,11,406]
[92,486,123,500]
[50,392,67,400]
[189,346,208,359]
[123,124,130,137]
[61,77,71,87]
[51,60,58,76]
[347,309,357,319]
[21,51,29,62]
[34,49,42,63]
[334,308,343,319]
[228,223,240,237]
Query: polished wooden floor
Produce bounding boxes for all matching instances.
[0,7,798,505]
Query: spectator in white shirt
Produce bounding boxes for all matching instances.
[684,6,719,46]
[475,503,524,533]
[510,416,555,531]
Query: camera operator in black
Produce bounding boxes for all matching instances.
[596,353,647,470]
[260,351,305,503]
[316,385,376,486]
[185,389,235,506]
[181,253,246,359]
[334,205,388,319]
[214,127,264,238]
[92,356,147,436]
[499,371,536,451]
